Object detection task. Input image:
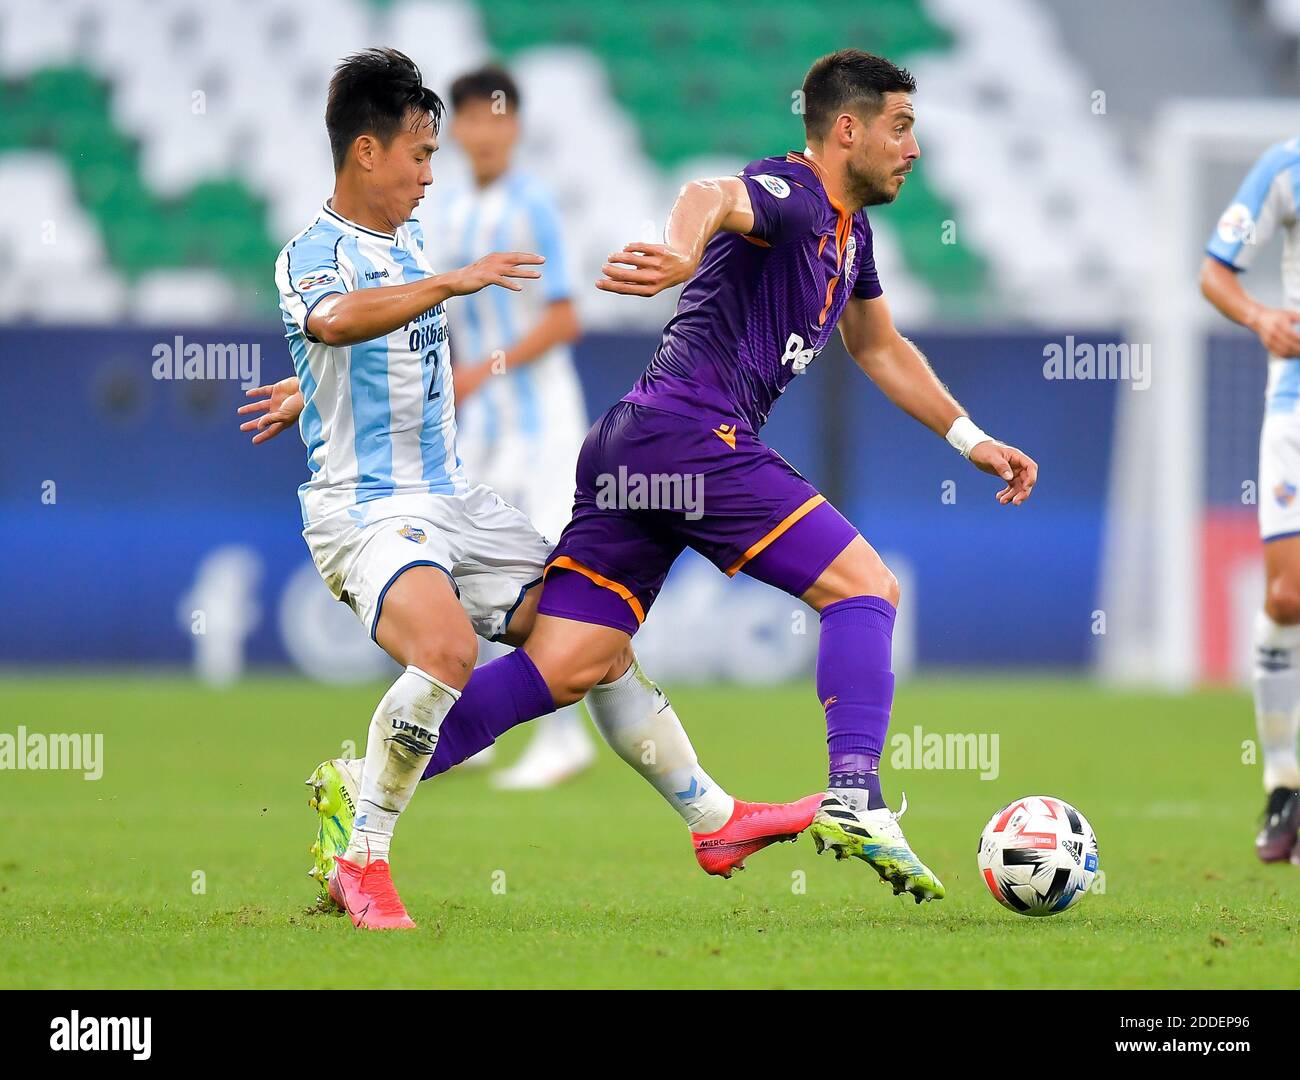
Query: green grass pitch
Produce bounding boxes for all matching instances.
[1,675,1297,989]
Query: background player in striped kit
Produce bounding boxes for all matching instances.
[1202,136,1300,865]
[425,66,596,789]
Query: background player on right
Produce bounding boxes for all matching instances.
[1201,136,1300,866]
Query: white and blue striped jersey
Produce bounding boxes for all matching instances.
[276,203,467,526]
[1207,137,1300,414]
[426,170,586,470]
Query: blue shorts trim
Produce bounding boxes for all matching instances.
[491,576,543,642]
[370,560,457,642]
[1263,529,1300,544]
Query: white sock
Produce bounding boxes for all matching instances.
[345,665,459,864]
[1253,612,1300,792]
[585,658,734,832]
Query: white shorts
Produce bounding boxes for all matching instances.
[1259,413,1300,541]
[302,486,550,642]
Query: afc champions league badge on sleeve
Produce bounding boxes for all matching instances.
[1216,202,1256,248]
[753,174,791,199]
[844,235,857,279]
[297,271,338,291]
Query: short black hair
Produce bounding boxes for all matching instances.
[326,48,444,171]
[802,49,916,141]
[449,65,521,112]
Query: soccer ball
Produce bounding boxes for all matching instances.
[977,795,1099,916]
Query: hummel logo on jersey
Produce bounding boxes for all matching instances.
[781,332,816,374]
[365,268,390,281]
[712,423,737,449]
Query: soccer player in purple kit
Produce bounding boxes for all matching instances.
[422,48,1038,902]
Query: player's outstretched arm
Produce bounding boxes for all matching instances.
[839,294,1037,506]
[1199,255,1300,358]
[237,376,303,444]
[598,177,754,297]
[308,251,544,347]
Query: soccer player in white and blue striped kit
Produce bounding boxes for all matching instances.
[271,49,554,927]
[254,49,766,929]
[426,66,596,789]
[1202,135,1300,865]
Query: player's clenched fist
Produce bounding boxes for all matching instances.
[969,441,1038,506]
[598,243,696,297]
[447,251,545,295]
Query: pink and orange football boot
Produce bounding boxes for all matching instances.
[327,856,417,930]
[691,793,824,878]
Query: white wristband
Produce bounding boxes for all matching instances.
[945,416,991,459]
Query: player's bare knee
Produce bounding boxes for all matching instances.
[404,629,478,689]
[553,656,608,707]
[834,561,898,607]
[873,566,901,607]
[1265,575,1300,626]
[528,645,607,707]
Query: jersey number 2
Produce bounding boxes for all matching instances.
[424,350,441,401]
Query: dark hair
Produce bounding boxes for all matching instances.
[449,65,521,112]
[801,49,916,141]
[326,48,444,171]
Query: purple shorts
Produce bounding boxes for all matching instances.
[537,400,858,635]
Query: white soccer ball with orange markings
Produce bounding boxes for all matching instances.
[977,795,1099,916]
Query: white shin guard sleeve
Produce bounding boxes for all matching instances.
[348,665,459,861]
[1253,612,1300,791]
[585,659,733,832]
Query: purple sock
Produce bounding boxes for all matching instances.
[420,649,555,780]
[817,595,896,810]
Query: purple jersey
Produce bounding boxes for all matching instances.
[623,151,883,433]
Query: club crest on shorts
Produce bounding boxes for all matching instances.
[398,524,427,544]
[1275,481,1297,509]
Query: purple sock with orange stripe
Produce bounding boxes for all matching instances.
[817,595,896,811]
